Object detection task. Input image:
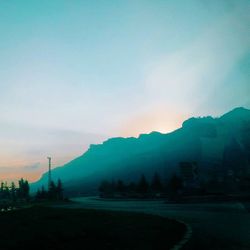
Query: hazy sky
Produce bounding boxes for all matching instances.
[0,0,249,182]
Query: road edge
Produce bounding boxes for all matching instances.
[170,220,192,250]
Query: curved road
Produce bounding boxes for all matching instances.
[62,197,250,250]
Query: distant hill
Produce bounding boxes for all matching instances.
[31,107,250,195]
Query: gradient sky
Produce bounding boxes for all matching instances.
[0,0,249,182]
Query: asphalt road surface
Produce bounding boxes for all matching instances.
[62,197,250,250]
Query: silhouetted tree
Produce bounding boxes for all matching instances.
[169,174,183,192]
[36,189,42,199]
[168,174,183,201]
[116,180,126,194]
[3,182,10,199]
[41,185,46,198]
[36,185,48,200]
[56,179,63,200]
[99,180,114,197]
[0,182,4,199]
[128,181,136,193]
[151,172,163,193]
[24,180,30,200]
[137,175,149,195]
[48,180,57,200]
[10,182,16,202]
[17,178,30,201]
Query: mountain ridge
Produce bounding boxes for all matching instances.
[31,107,250,194]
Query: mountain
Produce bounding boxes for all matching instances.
[31,107,250,195]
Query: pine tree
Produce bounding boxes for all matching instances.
[128,182,136,193]
[4,182,10,199]
[10,182,16,202]
[169,174,183,192]
[18,178,24,199]
[56,179,63,200]
[48,180,57,200]
[99,180,114,197]
[137,175,149,195]
[41,185,46,199]
[116,180,125,194]
[23,180,30,201]
[151,172,163,193]
[17,178,30,201]
[0,182,4,192]
[36,189,41,199]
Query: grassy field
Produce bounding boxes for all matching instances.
[0,206,185,250]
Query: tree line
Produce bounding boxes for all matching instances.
[0,178,64,203]
[36,179,64,201]
[0,178,30,202]
[99,172,183,199]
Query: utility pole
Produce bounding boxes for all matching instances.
[47,157,52,190]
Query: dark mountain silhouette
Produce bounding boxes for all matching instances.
[31,107,250,195]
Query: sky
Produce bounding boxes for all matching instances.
[0,0,249,182]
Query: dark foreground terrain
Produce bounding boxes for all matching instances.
[68,197,250,250]
[0,206,185,250]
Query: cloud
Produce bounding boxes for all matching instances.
[0,163,41,173]
[144,6,250,114]
[120,107,188,137]
[0,163,42,183]
[0,123,107,181]
[120,5,250,136]
[23,162,41,171]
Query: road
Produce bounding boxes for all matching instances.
[61,197,250,250]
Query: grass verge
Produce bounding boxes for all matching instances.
[0,206,185,250]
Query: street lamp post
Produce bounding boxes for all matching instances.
[47,157,52,190]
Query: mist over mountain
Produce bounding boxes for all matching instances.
[31,107,250,195]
